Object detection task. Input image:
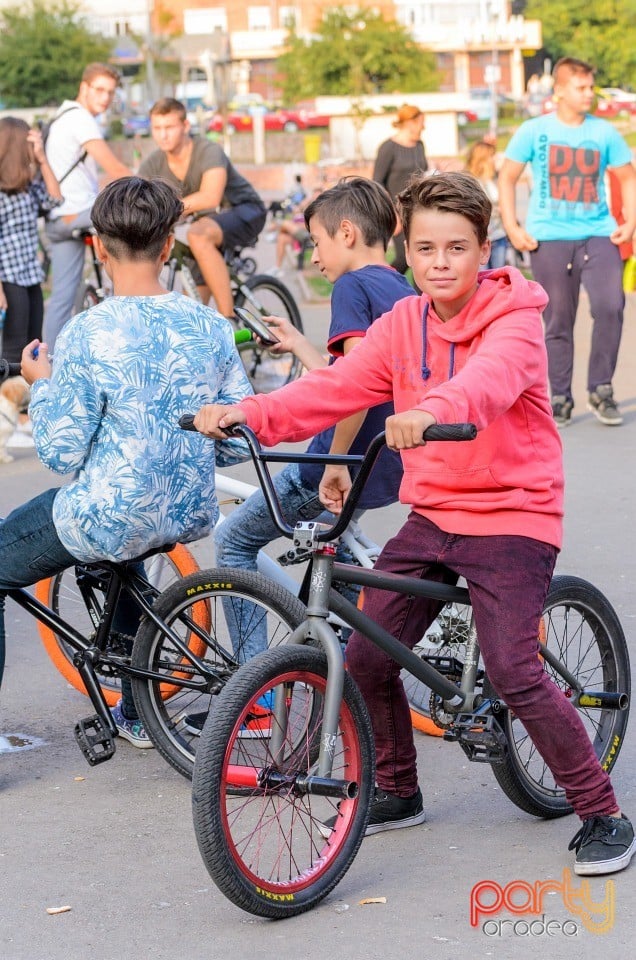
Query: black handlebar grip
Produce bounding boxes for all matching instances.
[179,414,197,431]
[423,423,477,441]
[0,360,23,382]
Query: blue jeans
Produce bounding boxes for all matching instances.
[43,207,93,351]
[488,237,508,269]
[0,488,140,717]
[214,463,357,662]
[345,512,617,820]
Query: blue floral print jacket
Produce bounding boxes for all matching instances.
[30,292,252,562]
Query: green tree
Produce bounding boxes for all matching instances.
[525,0,636,88]
[0,0,112,107]
[276,7,439,103]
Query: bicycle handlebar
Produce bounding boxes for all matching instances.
[179,415,477,543]
[0,359,23,383]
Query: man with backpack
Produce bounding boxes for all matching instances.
[43,63,130,349]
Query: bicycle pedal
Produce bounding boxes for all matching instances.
[448,712,507,764]
[74,715,116,766]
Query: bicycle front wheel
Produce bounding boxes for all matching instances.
[73,282,101,314]
[234,274,304,392]
[131,569,307,779]
[193,645,375,919]
[35,544,199,707]
[487,575,630,818]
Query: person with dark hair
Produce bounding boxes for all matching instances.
[139,97,266,318]
[43,62,131,350]
[193,170,634,875]
[180,176,413,738]
[499,56,636,427]
[373,104,429,274]
[0,118,62,362]
[0,176,252,747]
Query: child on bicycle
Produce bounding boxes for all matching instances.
[181,178,413,736]
[193,171,634,877]
[0,176,252,747]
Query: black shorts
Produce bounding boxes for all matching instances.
[212,202,267,251]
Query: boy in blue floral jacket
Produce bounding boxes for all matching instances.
[0,177,251,743]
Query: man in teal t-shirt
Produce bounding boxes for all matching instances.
[499,57,636,428]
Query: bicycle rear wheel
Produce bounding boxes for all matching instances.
[192,645,375,919]
[234,274,304,392]
[131,569,307,779]
[35,544,199,707]
[487,575,630,818]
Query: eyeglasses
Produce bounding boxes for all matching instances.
[89,85,116,98]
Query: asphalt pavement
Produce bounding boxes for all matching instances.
[1,258,636,959]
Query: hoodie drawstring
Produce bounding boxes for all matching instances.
[421,300,456,381]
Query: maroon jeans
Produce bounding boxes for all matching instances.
[345,512,617,820]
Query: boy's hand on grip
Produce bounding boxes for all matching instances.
[385,409,437,450]
[193,404,247,439]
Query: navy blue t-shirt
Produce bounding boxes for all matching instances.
[298,264,414,508]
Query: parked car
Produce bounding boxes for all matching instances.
[207,107,330,135]
[122,113,151,138]
[541,87,636,118]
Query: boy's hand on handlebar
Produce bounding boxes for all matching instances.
[21,339,51,384]
[193,404,247,438]
[261,314,305,355]
[385,410,437,450]
[319,465,352,515]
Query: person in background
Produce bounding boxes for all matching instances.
[0,118,62,449]
[139,97,266,318]
[499,56,636,428]
[465,140,508,269]
[43,62,130,350]
[373,104,429,275]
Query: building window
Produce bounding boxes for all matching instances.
[279,5,300,30]
[184,8,228,35]
[247,7,271,31]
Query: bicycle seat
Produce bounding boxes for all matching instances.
[94,543,178,571]
[71,228,95,242]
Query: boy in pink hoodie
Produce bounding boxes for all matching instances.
[194,172,633,877]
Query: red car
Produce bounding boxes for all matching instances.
[207,108,330,135]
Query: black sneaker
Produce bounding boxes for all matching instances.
[568,814,636,875]
[587,384,623,425]
[320,787,425,839]
[551,394,573,428]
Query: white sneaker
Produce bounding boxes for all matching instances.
[7,431,35,449]
[266,266,284,278]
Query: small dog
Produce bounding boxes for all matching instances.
[0,375,31,463]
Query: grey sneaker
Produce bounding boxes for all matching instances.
[551,395,573,428]
[568,814,636,875]
[320,787,425,839]
[587,384,623,425]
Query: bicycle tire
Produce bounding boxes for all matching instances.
[131,568,307,780]
[35,544,200,707]
[73,282,101,314]
[192,645,375,919]
[234,274,304,393]
[486,575,631,818]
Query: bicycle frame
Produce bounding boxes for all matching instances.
[8,561,235,744]
[216,425,628,784]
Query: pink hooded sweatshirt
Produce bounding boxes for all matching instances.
[238,267,564,549]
